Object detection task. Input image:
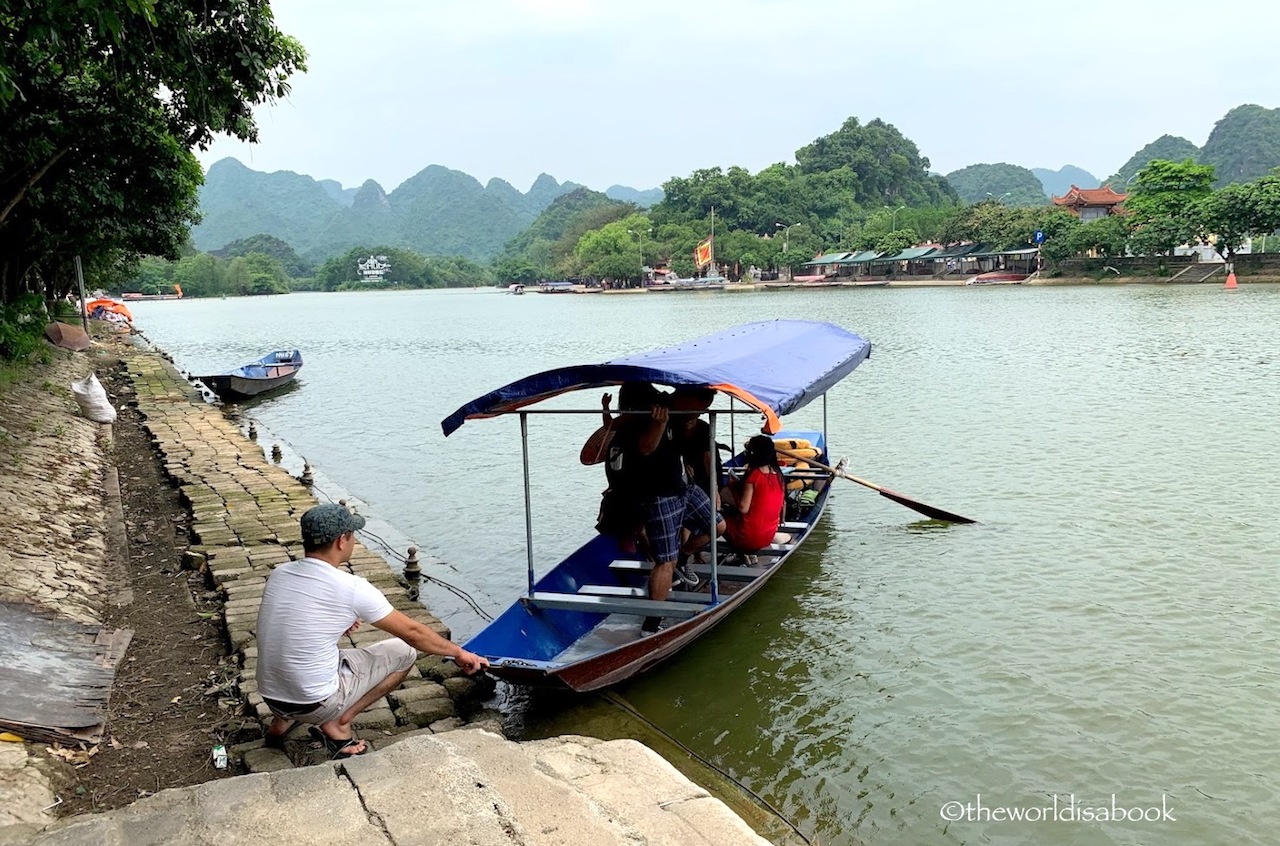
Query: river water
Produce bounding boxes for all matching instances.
[130,285,1280,846]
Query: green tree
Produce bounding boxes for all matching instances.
[1067,216,1129,258]
[0,1,306,304]
[171,253,229,298]
[1124,159,1216,225]
[874,229,918,256]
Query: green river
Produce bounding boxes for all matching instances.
[131,284,1280,846]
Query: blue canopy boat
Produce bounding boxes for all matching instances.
[198,349,303,400]
[441,320,872,691]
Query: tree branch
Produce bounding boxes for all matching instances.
[0,146,71,229]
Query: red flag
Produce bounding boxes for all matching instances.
[694,237,713,269]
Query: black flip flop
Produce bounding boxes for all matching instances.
[310,727,371,759]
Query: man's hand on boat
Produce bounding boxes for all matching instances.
[450,647,490,675]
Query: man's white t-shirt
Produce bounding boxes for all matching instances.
[255,558,394,704]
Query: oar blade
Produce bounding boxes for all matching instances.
[876,487,977,524]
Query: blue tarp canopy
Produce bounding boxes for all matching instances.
[441,319,872,436]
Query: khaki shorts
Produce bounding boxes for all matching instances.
[273,638,417,725]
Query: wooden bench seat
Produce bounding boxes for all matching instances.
[526,591,704,618]
[609,559,771,581]
[577,584,712,604]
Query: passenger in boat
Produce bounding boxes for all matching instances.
[255,504,488,758]
[670,386,718,497]
[720,435,786,553]
[596,382,660,551]
[607,383,722,633]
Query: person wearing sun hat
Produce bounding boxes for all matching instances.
[255,503,488,758]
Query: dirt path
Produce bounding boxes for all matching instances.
[55,364,250,815]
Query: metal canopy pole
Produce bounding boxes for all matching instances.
[520,412,535,596]
[707,410,719,604]
[729,396,736,455]
[822,394,829,458]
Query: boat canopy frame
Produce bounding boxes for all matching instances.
[439,320,871,608]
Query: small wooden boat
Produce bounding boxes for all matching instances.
[966,271,1028,285]
[198,350,303,399]
[441,320,871,691]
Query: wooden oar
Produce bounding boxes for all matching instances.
[776,448,977,524]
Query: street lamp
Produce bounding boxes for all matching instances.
[775,222,798,253]
[627,228,650,277]
[885,204,906,230]
[985,192,1013,204]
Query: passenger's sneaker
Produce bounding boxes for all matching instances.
[674,557,701,589]
[641,616,662,636]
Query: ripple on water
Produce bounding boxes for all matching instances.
[131,285,1280,846]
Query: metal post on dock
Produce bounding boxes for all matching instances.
[73,255,88,334]
[403,546,421,580]
[520,412,535,596]
[299,461,314,486]
[270,443,283,463]
[247,421,258,441]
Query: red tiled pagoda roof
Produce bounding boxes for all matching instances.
[1052,184,1128,207]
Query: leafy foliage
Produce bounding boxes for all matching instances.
[211,234,313,277]
[1124,159,1216,226]
[313,246,491,291]
[1066,216,1129,258]
[1200,105,1280,186]
[0,294,48,362]
[1107,135,1201,186]
[0,1,305,305]
[944,164,1049,206]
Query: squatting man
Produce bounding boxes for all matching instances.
[255,503,488,757]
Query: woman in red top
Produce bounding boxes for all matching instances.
[721,435,785,552]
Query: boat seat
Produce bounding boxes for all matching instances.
[577,585,711,604]
[525,591,704,618]
[609,559,771,581]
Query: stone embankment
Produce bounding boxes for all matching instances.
[1,335,776,845]
[118,340,491,764]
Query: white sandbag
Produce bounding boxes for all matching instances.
[70,373,116,423]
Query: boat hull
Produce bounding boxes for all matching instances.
[201,371,299,399]
[198,350,303,400]
[466,431,833,692]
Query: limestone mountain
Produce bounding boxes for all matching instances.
[1107,135,1201,186]
[944,163,1048,206]
[605,185,664,207]
[1031,165,1100,199]
[1199,104,1280,185]
[191,159,588,262]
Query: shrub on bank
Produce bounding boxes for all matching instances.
[0,294,48,363]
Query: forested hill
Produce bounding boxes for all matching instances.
[191,158,636,261]
[944,163,1048,206]
[1105,104,1280,187]
[1108,135,1201,186]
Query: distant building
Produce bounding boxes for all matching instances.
[1052,185,1127,221]
[357,255,391,281]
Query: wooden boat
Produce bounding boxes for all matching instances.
[441,320,872,691]
[966,271,1028,285]
[197,349,303,399]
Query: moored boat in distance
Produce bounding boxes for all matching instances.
[440,319,872,691]
[197,349,303,400]
[967,271,1028,285]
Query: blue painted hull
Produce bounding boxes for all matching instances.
[199,350,302,399]
[465,430,834,691]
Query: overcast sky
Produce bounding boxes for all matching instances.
[195,0,1276,194]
